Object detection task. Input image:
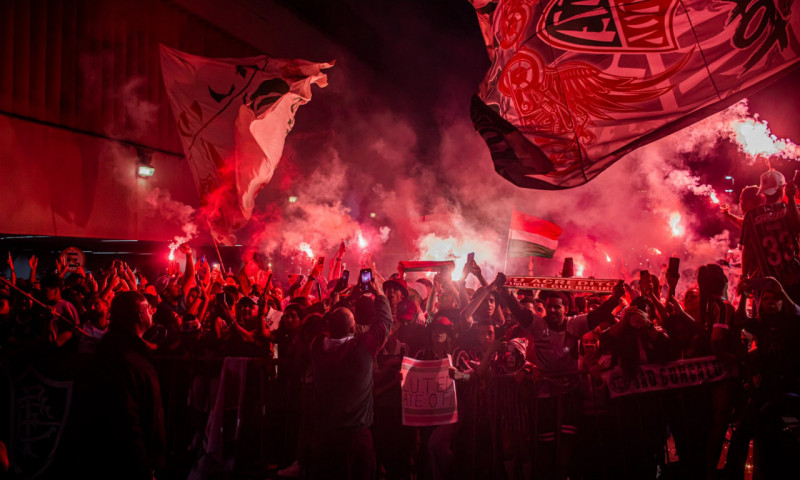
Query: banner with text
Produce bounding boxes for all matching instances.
[602,356,737,398]
[400,356,458,427]
[505,276,621,293]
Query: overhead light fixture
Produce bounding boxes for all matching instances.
[136,148,155,178]
[137,164,155,177]
[288,196,298,203]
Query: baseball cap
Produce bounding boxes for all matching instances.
[383,276,408,298]
[406,281,427,300]
[757,170,786,196]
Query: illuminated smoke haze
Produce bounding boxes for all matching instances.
[239,82,799,291]
[122,7,799,291]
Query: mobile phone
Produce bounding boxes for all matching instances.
[316,256,325,267]
[668,258,680,278]
[467,252,475,263]
[562,258,574,277]
[359,268,373,292]
[335,270,350,292]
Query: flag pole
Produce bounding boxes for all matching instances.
[205,219,227,274]
[504,225,511,273]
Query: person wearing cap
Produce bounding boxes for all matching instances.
[740,169,800,303]
[405,281,427,312]
[382,275,408,317]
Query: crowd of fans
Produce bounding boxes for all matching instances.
[2,171,800,480]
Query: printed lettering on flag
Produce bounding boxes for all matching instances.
[508,209,562,258]
[160,45,332,243]
[505,276,621,293]
[469,0,800,190]
[400,356,458,427]
[601,356,738,398]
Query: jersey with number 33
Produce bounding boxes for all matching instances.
[741,202,800,285]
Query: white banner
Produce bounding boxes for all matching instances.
[400,356,458,427]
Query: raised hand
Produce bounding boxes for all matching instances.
[492,272,507,289]
[87,273,98,293]
[370,277,384,297]
[56,255,68,277]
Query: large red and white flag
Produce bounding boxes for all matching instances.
[469,0,800,190]
[160,45,333,243]
[508,209,562,258]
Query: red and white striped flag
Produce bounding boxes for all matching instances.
[508,209,562,258]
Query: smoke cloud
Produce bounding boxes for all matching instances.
[237,77,800,291]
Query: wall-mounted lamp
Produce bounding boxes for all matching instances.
[136,148,155,178]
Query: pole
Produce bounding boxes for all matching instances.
[0,276,92,338]
[205,219,227,274]
[503,228,511,274]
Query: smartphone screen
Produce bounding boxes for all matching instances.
[342,270,350,283]
[360,269,372,291]
[316,256,325,267]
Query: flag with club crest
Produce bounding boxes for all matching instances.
[160,45,333,243]
[469,0,800,190]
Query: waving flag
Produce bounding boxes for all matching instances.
[160,45,333,243]
[508,209,562,258]
[470,0,800,190]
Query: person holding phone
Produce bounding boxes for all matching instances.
[308,277,391,480]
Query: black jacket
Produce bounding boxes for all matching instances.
[85,328,166,479]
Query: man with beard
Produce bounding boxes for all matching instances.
[84,291,166,479]
[499,276,625,480]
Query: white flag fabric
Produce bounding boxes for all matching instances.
[160,45,333,243]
